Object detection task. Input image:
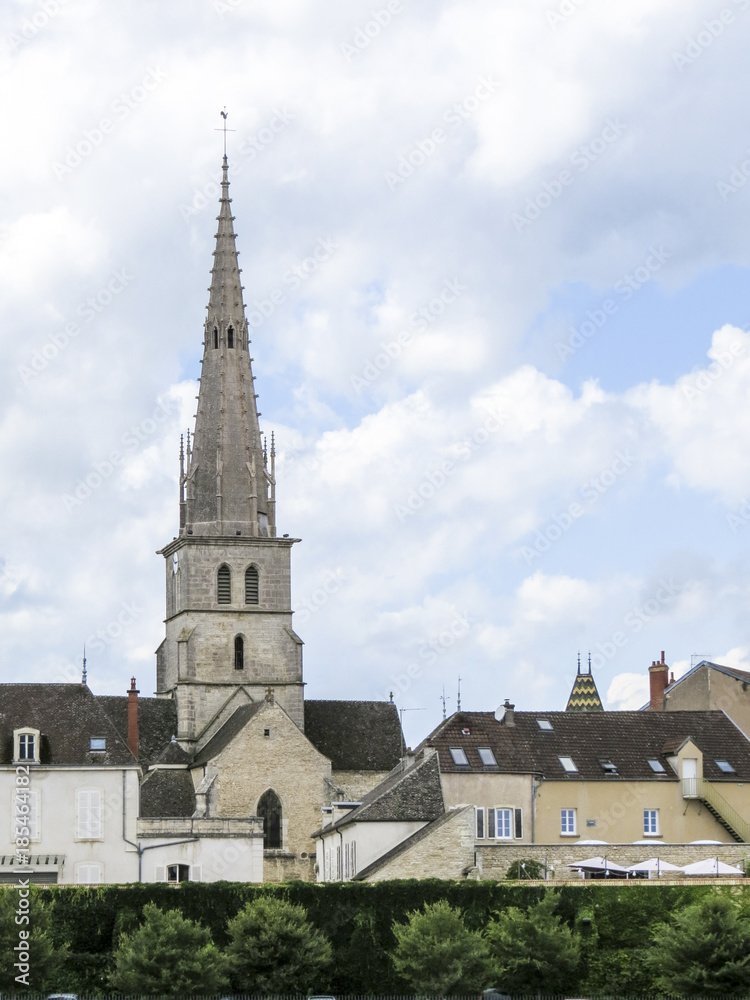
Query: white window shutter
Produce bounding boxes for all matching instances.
[89,790,102,838]
[155,865,167,882]
[190,864,202,882]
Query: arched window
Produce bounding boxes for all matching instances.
[227,325,234,349]
[217,564,231,604]
[245,566,259,605]
[257,789,282,849]
[213,327,218,349]
[234,635,244,670]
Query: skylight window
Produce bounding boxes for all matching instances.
[477,747,497,766]
[537,719,553,731]
[449,748,469,766]
[558,755,578,773]
[599,758,618,775]
[716,760,736,774]
[90,738,106,752]
[648,759,665,773]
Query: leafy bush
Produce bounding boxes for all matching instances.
[506,858,546,880]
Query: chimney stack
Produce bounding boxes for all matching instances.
[497,699,515,726]
[127,677,139,759]
[648,653,669,711]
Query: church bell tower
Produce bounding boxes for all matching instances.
[156,153,303,743]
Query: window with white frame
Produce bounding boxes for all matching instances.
[76,789,102,840]
[76,863,102,884]
[561,808,577,835]
[495,808,513,839]
[643,809,659,836]
[475,806,485,839]
[14,728,40,764]
[11,789,40,842]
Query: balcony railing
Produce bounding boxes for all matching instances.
[682,776,750,842]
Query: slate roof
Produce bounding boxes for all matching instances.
[0,685,135,766]
[316,750,445,835]
[152,739,192,766]
[97,695,177,767]
[192,702,264,766]
[352,805,473,881]
[139,768,196,818]
[420,710,750,782]
[304,700,403,771]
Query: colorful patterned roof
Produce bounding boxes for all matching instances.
[566,670,603,712]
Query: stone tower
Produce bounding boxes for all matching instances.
[156,155,303,744]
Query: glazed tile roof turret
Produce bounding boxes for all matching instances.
[566,654,603,712]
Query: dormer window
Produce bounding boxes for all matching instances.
[14,728,40,764]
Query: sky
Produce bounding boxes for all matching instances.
[1,0,750,749]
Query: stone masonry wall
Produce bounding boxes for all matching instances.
[362,807,476,882]
[332,769,392,802]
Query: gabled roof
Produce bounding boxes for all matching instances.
[352,805,472,881]
[152,739,192,767]
[0,685,135,766]
[192,702,264,766]
[316,749,444,835]
[304,700,402,771]
[420,709,750,782]
[140,768,196,818]
[97,694,177,767]
[664,660,750,695]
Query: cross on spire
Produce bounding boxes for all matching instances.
[215,107,236,158]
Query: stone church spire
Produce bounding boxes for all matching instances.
[182,155,276,538]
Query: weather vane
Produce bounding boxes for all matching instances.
[215,107,236,157]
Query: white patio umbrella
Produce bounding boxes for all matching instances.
[566,856,630,874]
[627,857,682,876]
[680,858,745,876]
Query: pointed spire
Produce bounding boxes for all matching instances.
[566,656,603,712]
[577,650,581,675]
[81,645,87,685]
[184,143,271,537]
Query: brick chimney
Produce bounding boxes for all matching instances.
[127,677,139,759]
[648,651,669,711]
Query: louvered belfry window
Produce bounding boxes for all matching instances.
[245,566,259,604]
[217,565,231,604]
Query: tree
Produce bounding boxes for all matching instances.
[0,889,64,991]
[506,858,546,880]
[226,894,332,993]
[485,890,581,995]
[646,893,750,995]
[109,902,228,996]
[391,899,492,995]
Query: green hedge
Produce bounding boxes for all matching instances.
[4,880,748,995]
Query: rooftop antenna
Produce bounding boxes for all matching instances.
[215,107,236,158]
[457,675,462,712]
[440,686,451,720]
[81,645,87,686]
